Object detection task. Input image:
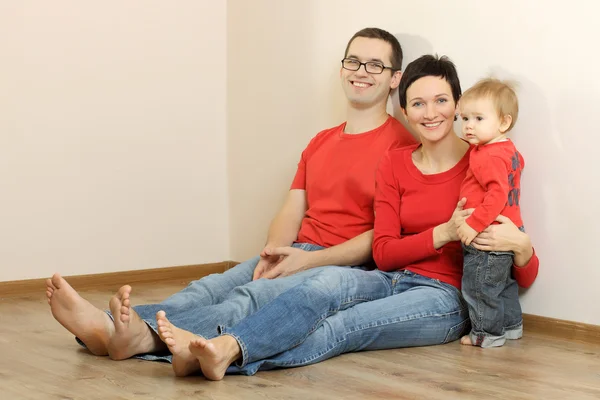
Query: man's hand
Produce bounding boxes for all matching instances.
[260,247,315,279]
[457,222,478,246]
[252,248,283,280]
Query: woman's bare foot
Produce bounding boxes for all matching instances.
[188,335,241,381]
[156,311,202,376]
[106,285,166,360]
[46,273,114,356]
[460,335,473,345]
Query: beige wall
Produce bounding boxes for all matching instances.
[226,1,346,262]
[3,1,597,326]
[1,1,229,281]
[227,0,600,325]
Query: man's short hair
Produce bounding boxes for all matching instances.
[344,27,403,71]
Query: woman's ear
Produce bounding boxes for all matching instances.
[455,101,461,121]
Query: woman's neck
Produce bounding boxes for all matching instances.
[344,104,389,134]
[417,133,469,174]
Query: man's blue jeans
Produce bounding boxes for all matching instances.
[87,243,364,361]
[220,268,470,375]
[461,244,523,348]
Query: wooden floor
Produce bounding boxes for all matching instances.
[2,280,599,400]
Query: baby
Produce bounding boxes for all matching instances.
[457,78,526,348]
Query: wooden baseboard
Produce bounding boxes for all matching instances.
[523,313,600,344]
[0,261,233,298]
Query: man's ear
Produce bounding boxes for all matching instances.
[500,114,513,133]
[390,70,402,90]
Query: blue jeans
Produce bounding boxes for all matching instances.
[461,244,523,348]
[115,243,364,361]
[222,268,470,375]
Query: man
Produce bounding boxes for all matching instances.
[45,27,415,365]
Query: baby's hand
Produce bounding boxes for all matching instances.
[457,222,479,246]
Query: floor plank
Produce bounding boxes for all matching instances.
[2,282,599,399]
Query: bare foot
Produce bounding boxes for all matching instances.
[106,285,166,360]
[189,335,241,381]
[460,335,473,345]
[46,273,113,356]
[156,311,202,376]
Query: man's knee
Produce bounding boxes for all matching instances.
[308,267,357,292]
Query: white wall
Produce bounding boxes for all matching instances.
[0,1,229,281]
[2,0,596,325]
[227,0,600,325]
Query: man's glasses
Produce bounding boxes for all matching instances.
[341,58,394,74]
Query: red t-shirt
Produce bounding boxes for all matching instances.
[291,116,415,248]
[460,140,524,232]
[373,144,538,289]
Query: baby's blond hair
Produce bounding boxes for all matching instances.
[461,78,519,132]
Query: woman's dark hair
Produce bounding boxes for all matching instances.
[398,55,461,109]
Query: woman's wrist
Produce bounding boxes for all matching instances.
[513,230,533,267]
[433,223,451,249]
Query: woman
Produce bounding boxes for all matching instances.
[156,55,539,380]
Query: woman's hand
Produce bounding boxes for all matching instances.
[433,198,473,248]
[446,198,473,241]
[471,215,533,266]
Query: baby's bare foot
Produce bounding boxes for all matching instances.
[460,335,473,345]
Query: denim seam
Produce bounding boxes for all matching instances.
[340,295,383,304]
[442,318,470,343]
[504,321,523,330]
[219,327,249,368]
[273,341,341,366]
[344,308,466,335]
[475,253,484,330]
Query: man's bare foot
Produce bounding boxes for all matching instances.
[188,335,241,381]
[106,285,166,360]
[46,273,113,356]
[156,311,202,377]
[460,335,473,345]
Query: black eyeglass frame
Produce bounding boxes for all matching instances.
[341,58,396,74]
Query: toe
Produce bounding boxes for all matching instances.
[51,273,63,289]
[46,278,56,290]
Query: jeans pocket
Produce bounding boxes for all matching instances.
[442,318,470,344]
[484,252,512,286]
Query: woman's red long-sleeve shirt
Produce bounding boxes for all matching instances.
[372,144,538,289]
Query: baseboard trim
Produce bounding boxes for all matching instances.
[523,313,600,344]
[0,261,233,298]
